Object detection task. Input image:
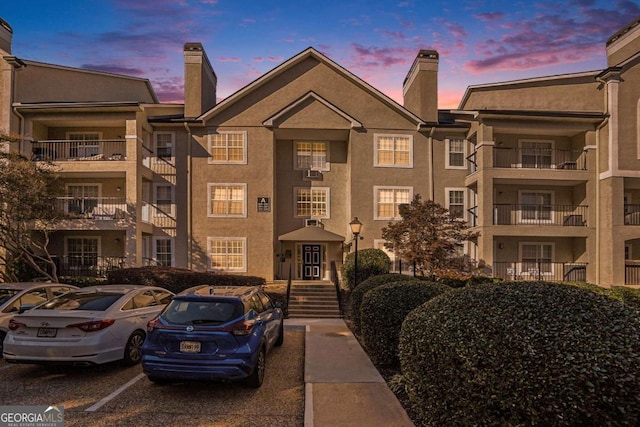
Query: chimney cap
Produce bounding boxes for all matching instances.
[418,50,438,59]
[184,42,204,52]
[0,18,13,34]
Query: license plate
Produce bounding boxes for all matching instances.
[180,341,201,353]
[37,327,57,338]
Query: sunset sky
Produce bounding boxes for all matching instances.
[1,0,639,108]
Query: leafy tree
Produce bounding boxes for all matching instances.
[381,194,479,277]
[0,150,64,282]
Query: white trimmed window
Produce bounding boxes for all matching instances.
[295,187,330,218]
[208,132,247,164]
[445,188,466,219]
[374,186,412,220]
[208,183,247,217]
[374,134,413,168]
[154,238,173,267]
[154,132,174,160]
[208,237,247,272]
[154,184,174,217]
[445,138,466,169]
[66,184,100,216]
[518,190,553,223]
[520,139,553,168]
[519,242,554,276]
[68,132,100,158]
[65,236,100,270]
[295,141,329,170]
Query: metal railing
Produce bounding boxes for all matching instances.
[493,147,586,170]
[494,262,587,282]
[493,204,588,226]
[330,261,343,317]
[624,205,640,225]
[29,139,127,162]
[52,256,126,277]
[51,197,127,220]
[625,261,640,285]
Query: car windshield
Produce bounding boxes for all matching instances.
[0,288,20,305]
[161,299,243,325]
[38,292,123,311]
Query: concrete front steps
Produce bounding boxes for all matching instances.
[287,280,342,318]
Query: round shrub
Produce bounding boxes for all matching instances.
[398,281,640,426]
[360,280,449,367]
[342,248,391,290]
[609,286,640,312]
[349,273,415,335]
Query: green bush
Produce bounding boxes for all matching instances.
[342,248,391,290]
[609,286,640,312]
[398,281,640,426]
[107,266,265,294]
[349,274,415,335]
[360,280,449,367]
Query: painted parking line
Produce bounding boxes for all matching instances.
[85,373,145,412]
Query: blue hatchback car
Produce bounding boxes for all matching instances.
[141,285,284,388]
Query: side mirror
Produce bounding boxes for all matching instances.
[275,302,283,309]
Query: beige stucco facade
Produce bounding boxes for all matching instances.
[3,15,640,286]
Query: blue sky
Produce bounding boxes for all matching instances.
[1,0,639,108]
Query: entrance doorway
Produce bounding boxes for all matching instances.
[302,244,322,280]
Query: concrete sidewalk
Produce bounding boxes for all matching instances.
[285,318,415,427]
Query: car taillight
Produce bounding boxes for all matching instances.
[147,318,160,332]
[8,319,25,331]
[69,319,115,332]
[222,319,255,336]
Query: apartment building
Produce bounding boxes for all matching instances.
[1,15,640,286]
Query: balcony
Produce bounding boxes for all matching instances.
[52,197,127,220]
[494,262,587,282]
[493,147,586,170]
[493,204,588,226]
[29,139,126,162]
[626,261,640,285]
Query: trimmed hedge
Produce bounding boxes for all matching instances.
[107,266,265,294]
[342,248,391,290]
[360,280,449,367]
[349,274,415,335]
[398,281,640,426]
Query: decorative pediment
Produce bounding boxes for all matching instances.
[262,91,363,129]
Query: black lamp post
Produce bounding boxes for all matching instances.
[349,217,363,287]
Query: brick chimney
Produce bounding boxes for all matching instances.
[184,42,217,118]
[0,17,13,54]
[403,50,438,123]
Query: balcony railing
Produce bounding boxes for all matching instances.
[494,262,587,282]
[493,147,586,170]
[626,261,640,285]
[49,256,126,277]
[52,197,127,220]
[493,204,588,226]
[624,205,640,225]
[29,139,126,162]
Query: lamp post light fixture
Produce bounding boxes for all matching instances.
[349,217,363,287]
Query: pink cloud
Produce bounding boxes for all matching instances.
[474,12,505,22]
[218,57,241,62]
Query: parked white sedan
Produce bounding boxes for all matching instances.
[0,282,78,355]
[3,285,174,366]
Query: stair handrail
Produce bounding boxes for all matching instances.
[330,261,343,318]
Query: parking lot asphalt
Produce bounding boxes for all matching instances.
[0,330,304,427]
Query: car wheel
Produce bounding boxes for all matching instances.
[0,331,6,358]
[123,331,145,366]
[246,346,266,388]
[274,320,284,347]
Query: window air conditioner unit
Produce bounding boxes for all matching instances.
[304,169,323,180]
[305,219,323,227]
